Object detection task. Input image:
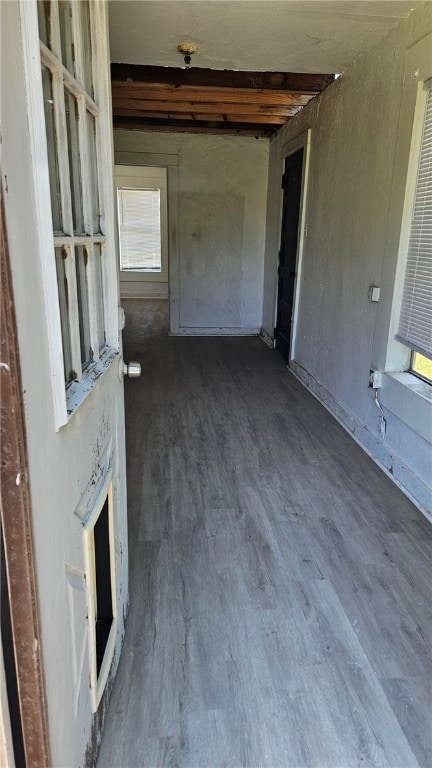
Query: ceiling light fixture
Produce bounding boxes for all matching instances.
[177,42,198,69]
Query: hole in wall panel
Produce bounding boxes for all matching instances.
[93,495,114,676]
[82,469,118,713]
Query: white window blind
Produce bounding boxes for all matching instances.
[396,80,432,360]
[117,187,161,271]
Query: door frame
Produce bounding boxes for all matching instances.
[273,128,311,362]
[0,191,51,767]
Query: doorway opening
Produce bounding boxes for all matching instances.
[275,148,304,361]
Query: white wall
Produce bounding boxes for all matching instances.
[262,2,432,514]
[115,130,269,334]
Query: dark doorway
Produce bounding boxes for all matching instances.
[94,496,114,676]
[275,148,304,361]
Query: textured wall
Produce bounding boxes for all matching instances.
[122,298,169,358]
[114,130,269,333]
[262,3,432,513]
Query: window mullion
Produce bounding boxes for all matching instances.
[86,243,100,362]
[40,43,99,117]
[77,96,92,234]
[64,244,83,379]
[52,69,73,234]
[71,1,84,86]
[49,0,61,60]
[54,235,106,246]
[89,2,99,106]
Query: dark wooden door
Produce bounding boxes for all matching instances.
[275,148,303,360]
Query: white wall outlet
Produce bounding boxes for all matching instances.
[369,369,382,389]
[369,286,380,302]
[118,306,125,331]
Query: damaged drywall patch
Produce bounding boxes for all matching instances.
[83,673,114,768]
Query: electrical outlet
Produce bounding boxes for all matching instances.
[369,369,382,389]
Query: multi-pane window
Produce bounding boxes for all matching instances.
[396,78,432,384]
[37,1,106,386]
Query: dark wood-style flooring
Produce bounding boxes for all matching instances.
[97,337,432,768]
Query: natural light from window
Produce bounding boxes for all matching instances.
[411,352,432,384]
[117,187,162,272]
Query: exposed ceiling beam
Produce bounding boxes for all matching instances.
[111,64,335,92]
[112,82,316,106]
[113,110,287,124]
[113,102,299,118]
[113,116,275,137]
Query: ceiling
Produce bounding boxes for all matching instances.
[108,1,420,137]
[111,65,335,137]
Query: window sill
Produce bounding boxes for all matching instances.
[119,270,168,283]
[380,371,432,444]
[65,347,119,422]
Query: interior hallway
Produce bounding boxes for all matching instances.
[97,335,432,768]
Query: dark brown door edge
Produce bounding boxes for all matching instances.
[0,188,51,767]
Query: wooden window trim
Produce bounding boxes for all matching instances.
[0,192,51,768]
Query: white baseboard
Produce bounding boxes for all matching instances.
[289,360,432,521]
[259,328,275,348]
[170,326,260,336]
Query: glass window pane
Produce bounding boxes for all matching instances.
[75,246,92,366]
[59,0,75,76]
[55,247,73,384]
[117,188,162,271]
[37,0,51,47]
[86,111,100,233]
[80,1,94,98]
[411,352,432,383]
[42,69,62,232]
[64,89,84,234]
[94,244,105,351]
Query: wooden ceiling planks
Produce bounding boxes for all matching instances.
[112,83,315,106]
[111,64,335,91]
[113,110,288,124]
[111,64,335,137]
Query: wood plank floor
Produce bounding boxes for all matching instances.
[97,337,432,768]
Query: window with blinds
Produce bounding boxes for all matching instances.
[117,187,162,271]
[396,79,432,363]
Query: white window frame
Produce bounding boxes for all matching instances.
[378,32,432,443]
[20,0,119,430]
[115,165,169,283]
[395,79,432,369]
